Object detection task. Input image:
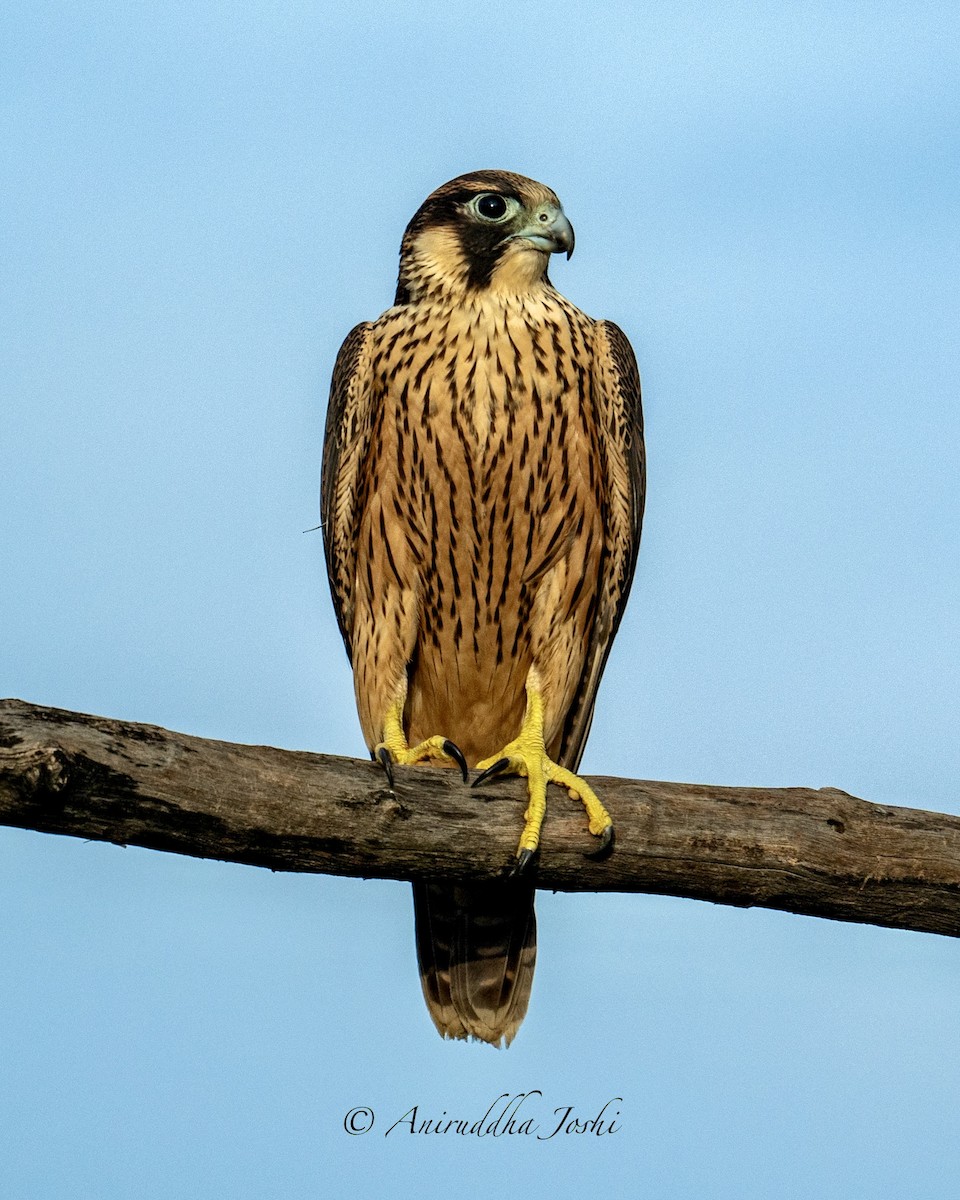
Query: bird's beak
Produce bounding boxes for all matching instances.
[508,204,576,260]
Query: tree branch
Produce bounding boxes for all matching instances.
[2,698,958,937]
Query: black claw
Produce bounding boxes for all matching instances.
[509,848,539,877]
[471,757,511,788]
[377,746,395,791]
[584,824,615,861]
[442,739,470,783]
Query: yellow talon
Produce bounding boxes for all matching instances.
[376,696,468,779]
[474,672,613,858]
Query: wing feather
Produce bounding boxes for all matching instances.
[558,319,645,769]
[320,321,375,656]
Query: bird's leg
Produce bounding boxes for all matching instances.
[473,669,614,869]
[375,685,468,785]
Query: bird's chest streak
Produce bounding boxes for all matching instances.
[382,367,591,572]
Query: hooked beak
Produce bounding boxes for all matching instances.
[508,203,575,260]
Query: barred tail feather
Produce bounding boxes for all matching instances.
[412,880,537,1047]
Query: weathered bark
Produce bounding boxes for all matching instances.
[1,698,959,937]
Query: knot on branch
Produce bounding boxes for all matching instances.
[5,744,73,806]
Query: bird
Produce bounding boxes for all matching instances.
[321,170,644,1046]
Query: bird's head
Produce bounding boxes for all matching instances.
[395,170,575,304]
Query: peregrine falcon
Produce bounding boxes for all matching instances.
[322,170,644,1045]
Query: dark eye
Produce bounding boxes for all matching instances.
[475,193,508,220]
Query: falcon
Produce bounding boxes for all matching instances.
[321,170,644,1046]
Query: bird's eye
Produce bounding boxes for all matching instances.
[473,193,509,221]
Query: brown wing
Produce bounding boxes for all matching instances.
[320,321,375,656]
[557,319,645,769]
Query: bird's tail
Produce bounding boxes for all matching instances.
[412,879,537,1047]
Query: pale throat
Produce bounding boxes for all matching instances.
[487,244,551,295]
[401,226,551,302]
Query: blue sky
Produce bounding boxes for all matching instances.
[2,2,959,1196]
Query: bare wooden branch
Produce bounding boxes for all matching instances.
[2,698,959,937]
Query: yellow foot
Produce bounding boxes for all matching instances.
[472,674,614,869]
[375,697,468,788]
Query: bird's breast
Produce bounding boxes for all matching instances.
[379,299,581,442]
[366,296,601,756]
[373,295,595,553]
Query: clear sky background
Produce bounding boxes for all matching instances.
[2,2,959,1196]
